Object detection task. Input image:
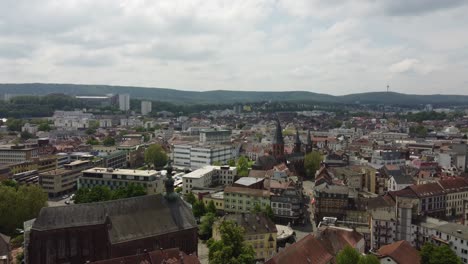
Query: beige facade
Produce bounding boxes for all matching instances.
[224,186,271,213]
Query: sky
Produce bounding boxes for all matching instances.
[0,0,468,95]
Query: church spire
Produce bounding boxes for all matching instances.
[293,128,302,153]
[306,129,313,153]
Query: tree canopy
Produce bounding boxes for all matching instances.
[207,220,255,264]
[102,136,116,146]
[421,243,461,264]
[237,156,249,177]
[304,151,323,178]
[336,245,361,264]
[144,144,168,169]
[74,184,147,204]
[0,182,48,235]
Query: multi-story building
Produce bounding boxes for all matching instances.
[118,94,130,111]
[314,183,350,222]
[0,145,38,164]
[199,129,231,144]
[452,144,468,172]
[53,110,94,130]
[100,151,127,169]
[371,150,406,166]
[368,132,409,141]
[39,160,93,197]
[437,177,468,217]
[213,213,277,260]
[173,144,234,169]
[182,165,236,194]
[224,186,271,213]
[141,101,152,115]
[391,183,446,218]
[202,191,224,212]
[21,123,38,135]
[8,156,57,174]
[79,167,165,194]
[270,187,305,225]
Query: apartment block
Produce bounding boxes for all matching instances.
[78,167,165,194]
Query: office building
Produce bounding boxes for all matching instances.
[141,101,152,115]
[173,144,234,169]
[0,145,38,164]
[182,165,236,194]
[118,94,130,111]
[223,186,271,213]
[39,160,93,197]
[199,129,231,144]
[79,167,166,194]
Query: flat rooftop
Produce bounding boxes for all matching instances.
[82,167,159,177]
[183,166,236,179]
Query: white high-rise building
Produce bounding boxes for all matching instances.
[141,101,152,115]
[118,94,130,111]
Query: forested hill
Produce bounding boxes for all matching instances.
[1,83,467,105]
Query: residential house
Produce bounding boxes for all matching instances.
[213,213,277,260]
[376,240,421,264]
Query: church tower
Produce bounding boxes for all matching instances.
[306,129,313,153]
[293,128,302,153]
[272,119,285,160]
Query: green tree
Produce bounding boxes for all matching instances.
[0,183,47,235]
[421,243,435,264]
[192,200,206,218]
[410,124,428,138]
[102,136,116,146]
[38,122,51,132]
[175,186,182,193]
[336,245,361,264]
[199,212,216,238]
[5,118,23,132]
[304,151,323,178]
[430,244,461,264]
[86,137,99,145]
[184,192,197,205]
[263,205,274,221]
[228,159,236,166]
[207,221,255,264]
[20,131,33,140]
[112,184,146,200]
[237,156,249,177]
[207,200,217,214]
[358,255,380,264]
[144,144,168,169]
[74,185,146,204]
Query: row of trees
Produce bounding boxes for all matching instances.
[73,184,147,204]
[0,180,48,235]
[336,243,461,264]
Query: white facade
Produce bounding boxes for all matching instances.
[173,144,235,169]
[118,94,130,111]
[53,110,94,130]
[368,132,409,141]
[182,165,237,193]
[99,119,113,128]
[79,167,165,194]
[199,129,231,144]
[141,101,152,115]
[22,123,38,134]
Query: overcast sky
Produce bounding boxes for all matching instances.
[1,0,468,95]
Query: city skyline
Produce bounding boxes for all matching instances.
[0,0,468,95]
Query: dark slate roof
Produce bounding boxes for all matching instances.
[90,248,201,264]
[295,129,302,145]
[32,194,197,244]
[221,213,277,236]
[391,174,413,185]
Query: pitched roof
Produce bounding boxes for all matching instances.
[437,177,468,193]
[377,240,420,264]
[90,248,201,264]
[317,227,364,255]
[265,234,333,264]
[221,213,277,235]
[224,186,271,197]
[32,195,197,244]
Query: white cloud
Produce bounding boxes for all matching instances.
[0,0,467,95]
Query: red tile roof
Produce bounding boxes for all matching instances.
[377,240,420,264]
[265,234,333,264]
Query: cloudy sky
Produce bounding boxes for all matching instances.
[1,0,468,95]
